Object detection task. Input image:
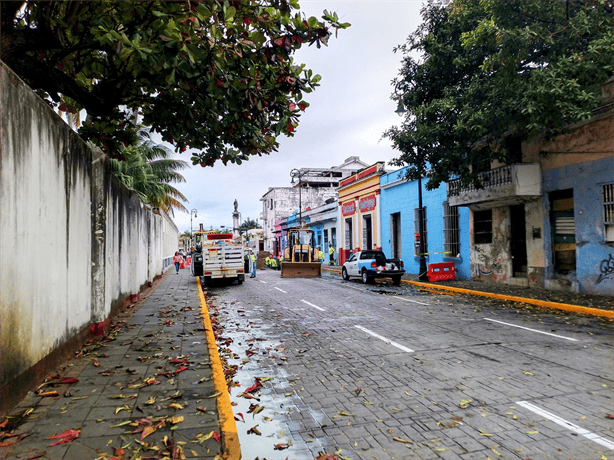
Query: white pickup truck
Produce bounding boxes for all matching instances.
[342,250,405,285]
[199,234,245,286]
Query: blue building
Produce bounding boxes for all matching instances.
[303,199,339,264]
[541,156,614,295]
[380,168,471,280]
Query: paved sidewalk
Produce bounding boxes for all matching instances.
[324,265,614,315]
[0,268,227,460]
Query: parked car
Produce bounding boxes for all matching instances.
[342,250,405,285]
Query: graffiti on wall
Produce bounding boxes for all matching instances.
[470,245,507,281]
[596,254,614,284]
[471,246,490,277]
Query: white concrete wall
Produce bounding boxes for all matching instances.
[0,63,178,390]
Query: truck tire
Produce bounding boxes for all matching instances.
[342,267,350,281]
[202,276,210,287]
[391,275,401,286]
[237,275,244,285]
[361,269,371,284]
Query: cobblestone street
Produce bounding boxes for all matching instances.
[208,268,614,460]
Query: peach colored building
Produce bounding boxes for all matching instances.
[448,77,614,295]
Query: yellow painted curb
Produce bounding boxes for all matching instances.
[197,277,241,460]
[322,267,614,319]
[405,280,614,319]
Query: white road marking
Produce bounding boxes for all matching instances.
[301,300,326,311]
[259,280,267,284]
[484,318,579,342]
[517,401,614,450]
[354,325,414,353]
[396,297,430,306]
[274,287,287,294]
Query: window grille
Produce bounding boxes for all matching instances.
[414,207,428,256]
[604,184,614,224]
[443,202,460,257]
[474,209,492,244]
[604,183,614,242]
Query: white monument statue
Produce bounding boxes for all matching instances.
[232,199,240,239]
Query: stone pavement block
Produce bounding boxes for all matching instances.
[452,435,491,452]
[7,442,70,460]
[435,449,464,460]
[405,444,441,459]
[397,423,428,441]
[340,424,372,440]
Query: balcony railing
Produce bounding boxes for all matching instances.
[447,163,541,208]
[448,165,513,197]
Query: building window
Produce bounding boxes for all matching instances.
[604,183,614,242]
[443,202,460,257]
[414,207,428,256]
[390,212,401,259]
[345,218,353,250]
[474,209,492,244]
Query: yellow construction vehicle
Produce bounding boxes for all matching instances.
[281,226,322,278]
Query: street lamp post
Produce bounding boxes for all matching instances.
[290,168,302,226]
[190,208,197,247]
[416,160,428,281]
[395,82,428,281]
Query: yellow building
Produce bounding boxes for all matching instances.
[337,162,386,265]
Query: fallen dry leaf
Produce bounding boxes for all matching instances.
[393,437,413,444]
[109,420,132,428]
[141,426,156,440]
[23,452,47,460]
[115,405,132,414]
[36,390,60,398]
[194,430,218,443]
[47,429,80,446]
[244,380,262,394]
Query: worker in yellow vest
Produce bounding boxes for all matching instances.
[265,255,270,268]
[250,250,257,278]
[329,245,335,265]
[317,246,324,264]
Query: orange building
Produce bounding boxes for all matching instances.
[337,162,386,265]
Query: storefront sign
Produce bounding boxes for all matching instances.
[342,201,356,216]
[359,195,376,213]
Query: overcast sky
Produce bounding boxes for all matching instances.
[171,1,425,234]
